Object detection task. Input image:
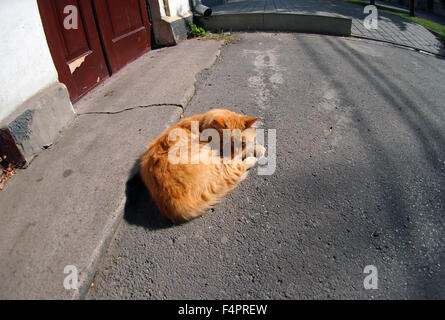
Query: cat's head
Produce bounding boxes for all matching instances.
[200,109,258,132]
[200,109,258,158]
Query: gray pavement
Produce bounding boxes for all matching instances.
[0,39,222,299]
[88,33,445,299]
[207,0,445,55]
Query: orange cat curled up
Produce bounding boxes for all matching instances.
[140,109,265,222]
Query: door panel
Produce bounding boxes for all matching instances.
[52,0,90,61]
[93,0,151,73]
[38,0,109,102]
[107,1,144,36]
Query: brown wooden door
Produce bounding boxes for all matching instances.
[93,0,151,73]
[38,0,109,102]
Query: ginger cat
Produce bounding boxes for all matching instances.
[140,109,265,222]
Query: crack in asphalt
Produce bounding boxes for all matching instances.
[77,103,185,116]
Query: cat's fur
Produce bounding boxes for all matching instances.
[140,109,265,222]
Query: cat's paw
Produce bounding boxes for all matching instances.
[244,156,257,169]
[255,144,266,158]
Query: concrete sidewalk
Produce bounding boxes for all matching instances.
[0,38,222,299]
[203,0,444,55]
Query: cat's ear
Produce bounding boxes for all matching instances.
[244,117,258,128]
[211,117,226,129]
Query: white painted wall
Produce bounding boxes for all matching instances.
[0,0,58,122]
[169,0,191,16]
[158,0,192,17]
[158,0,166,16]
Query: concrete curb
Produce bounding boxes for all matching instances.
[197,12,352,36]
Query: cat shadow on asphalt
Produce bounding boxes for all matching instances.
[123,157,174,230]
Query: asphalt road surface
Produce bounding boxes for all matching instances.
[88,33,445,299]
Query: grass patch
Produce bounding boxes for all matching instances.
[188,22,210,37]
[344,0,445,42]
[196,33,240,44]
[187,22,239,44]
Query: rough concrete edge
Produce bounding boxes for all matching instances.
[163,13,194,43]
[179,40,224,110]
[78,40,224,299]
[0,82,76,167]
